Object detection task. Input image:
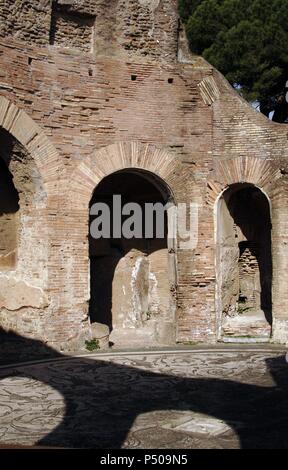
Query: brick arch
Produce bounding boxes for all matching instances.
[0,95,62,195]
[70,142,183,209]
[207,156,282,206]
[210,156,286,342]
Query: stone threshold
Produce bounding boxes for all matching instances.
[221,336,271,343]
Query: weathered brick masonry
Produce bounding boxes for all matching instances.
[0,0,287,349]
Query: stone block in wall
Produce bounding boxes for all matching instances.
[90,322,110,350]
[272,319,288,345]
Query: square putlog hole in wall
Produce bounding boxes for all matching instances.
[50,9,95,53]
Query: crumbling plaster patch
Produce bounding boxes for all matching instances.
[0,275,49,311]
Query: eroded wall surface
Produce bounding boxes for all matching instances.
[0,0,287,349]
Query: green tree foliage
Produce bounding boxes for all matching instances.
[178,0,203,21]
[179,0,288,122]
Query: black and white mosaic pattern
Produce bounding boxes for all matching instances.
[0,349,288,449]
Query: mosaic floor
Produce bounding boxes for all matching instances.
[0,345,288,449]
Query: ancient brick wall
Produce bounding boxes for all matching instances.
[0,0,287,349]
[0,0,179,59]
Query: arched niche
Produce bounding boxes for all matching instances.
[215,183,272,341]
[88,168,177,347]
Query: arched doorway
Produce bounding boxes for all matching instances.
[89,169,177,347]
[0,132,19,270]
[0,127,46,273]
[216,183,272,341]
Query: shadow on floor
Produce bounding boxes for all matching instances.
[0,329,288,449]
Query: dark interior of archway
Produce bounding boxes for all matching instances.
[0,129,20,268]
[89,171,168,330]
[224,185,272,324]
